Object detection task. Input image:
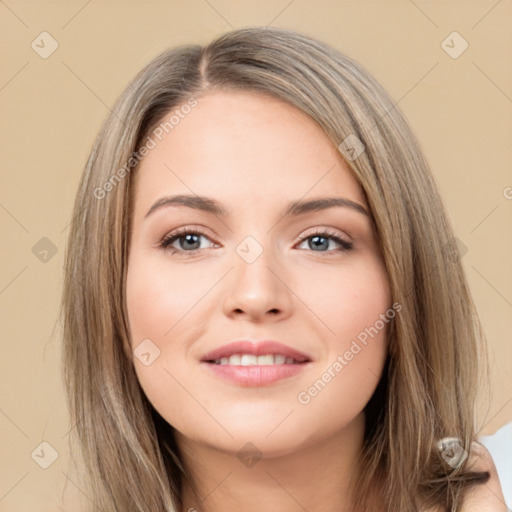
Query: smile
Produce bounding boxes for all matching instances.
[201,357,311,387]
[209,354,303,365]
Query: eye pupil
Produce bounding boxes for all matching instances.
[181,234,200,250]
[310,235,328,251]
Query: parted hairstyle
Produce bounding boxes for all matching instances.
[60,26,493,512]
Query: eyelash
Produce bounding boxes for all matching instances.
[159,227,354,256]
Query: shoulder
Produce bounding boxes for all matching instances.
[459,441,508,512]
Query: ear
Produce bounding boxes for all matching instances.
[460,442,509,512]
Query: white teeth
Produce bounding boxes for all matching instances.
[228,354,241,365]
[213,353,300,365]
[240,354,258,366]
[257,354,274,365]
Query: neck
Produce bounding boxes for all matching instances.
[175,412,375,512]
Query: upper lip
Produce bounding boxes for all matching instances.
[200,340,312,363]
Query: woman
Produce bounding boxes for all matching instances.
[60,26,507,512]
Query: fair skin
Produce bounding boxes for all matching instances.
[125,90,507,512]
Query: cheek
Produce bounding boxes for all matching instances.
[125,255,208,428]
[296,256,391,402]
[306,255,391,345]
[125,253,214,347]
[125,249,222,355]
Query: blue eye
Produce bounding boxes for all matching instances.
[160,228,213,254]
[297,231,353,253]
[159,228,353,255]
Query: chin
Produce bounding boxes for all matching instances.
[208,431,308,460]
[187,414,314,457]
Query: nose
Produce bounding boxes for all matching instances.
[222,245,293,322]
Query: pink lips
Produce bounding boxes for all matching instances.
[199,340,313,387]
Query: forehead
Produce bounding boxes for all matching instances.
[133,90,367,211]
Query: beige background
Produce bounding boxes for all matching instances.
[1,1,511,510]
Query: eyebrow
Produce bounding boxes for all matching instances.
[144,194,370,219]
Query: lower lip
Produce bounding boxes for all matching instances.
[201,362,311,387]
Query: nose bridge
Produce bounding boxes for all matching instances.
[235,232,279,293]
[223,231,291,318]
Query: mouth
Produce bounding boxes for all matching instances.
[199,340,313,387]
[206,354,308,365]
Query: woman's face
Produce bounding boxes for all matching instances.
[126,90,391,457]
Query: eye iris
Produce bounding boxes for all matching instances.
[181,233,201,250]
[310,235,329,251]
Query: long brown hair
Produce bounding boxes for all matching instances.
[60,26,492,512]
